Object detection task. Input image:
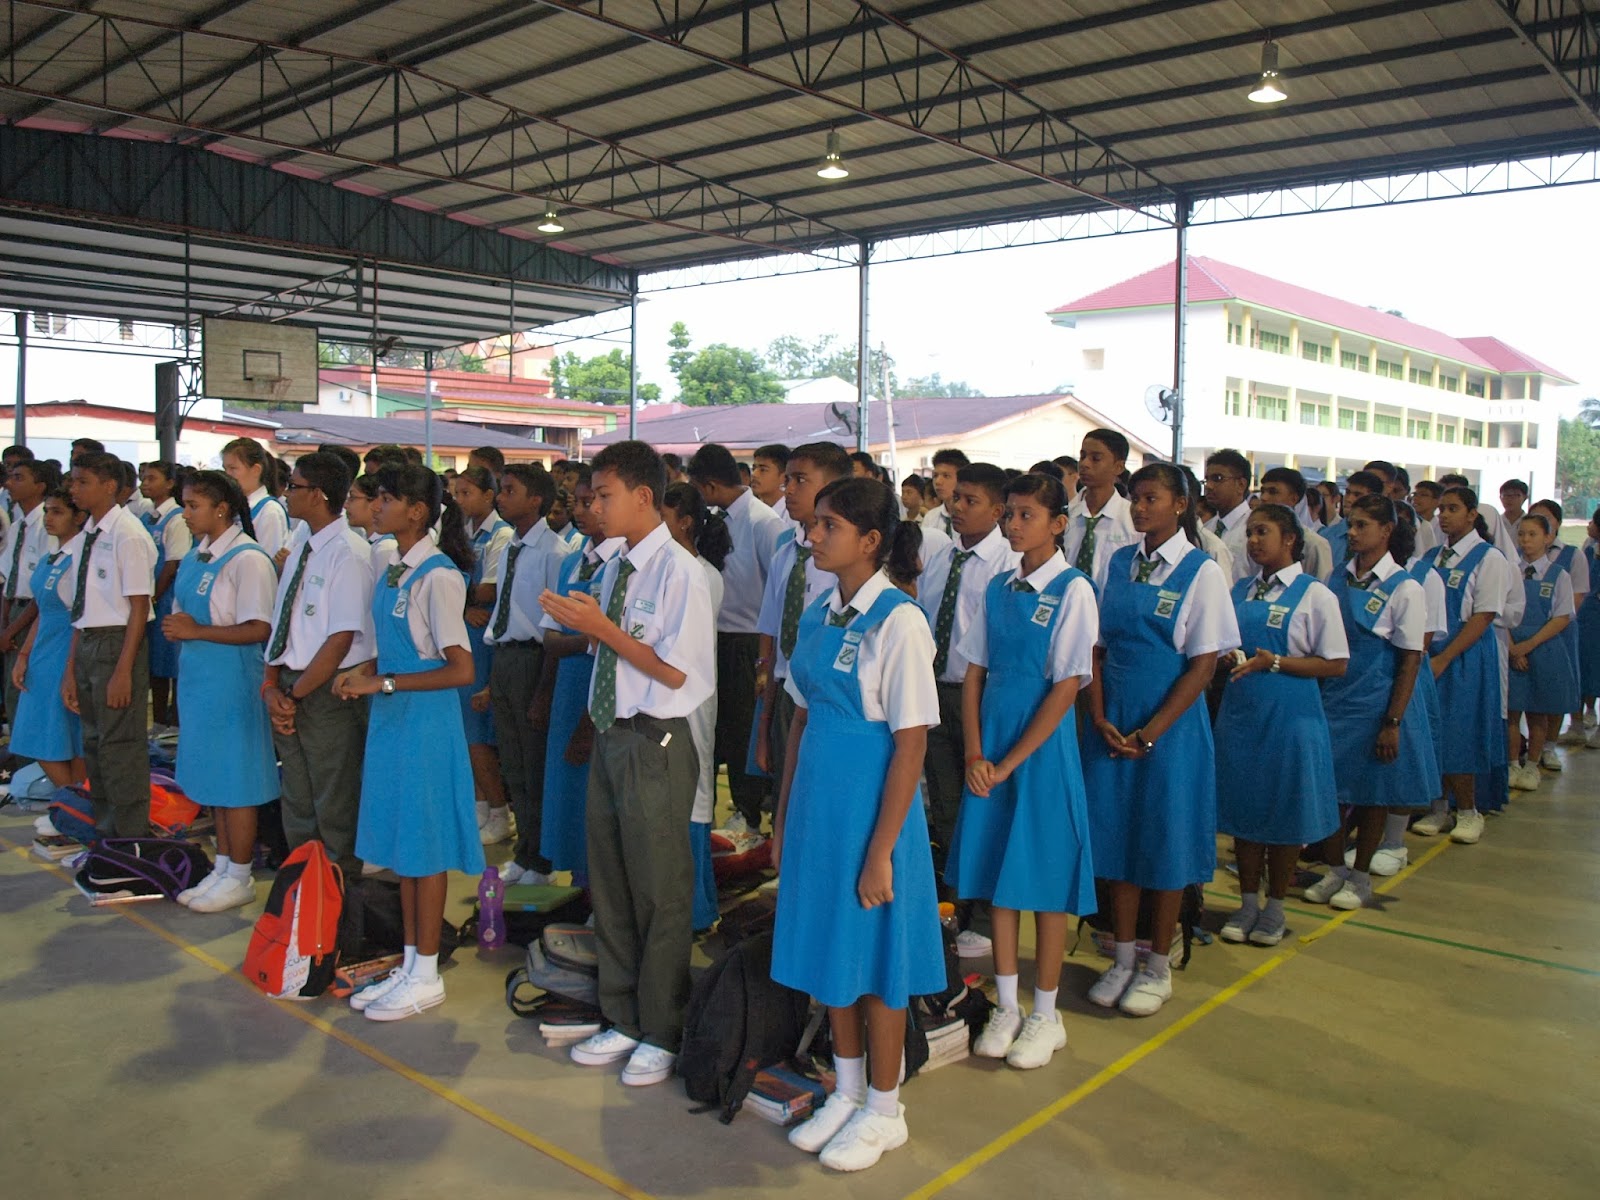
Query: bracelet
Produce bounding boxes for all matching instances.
[1270,653,1282,673]
[965,755,984,766]
[1131,727,1156,753]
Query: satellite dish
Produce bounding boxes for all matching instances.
[1144,384,1179,425]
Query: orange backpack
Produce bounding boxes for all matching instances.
[243,841,344,999]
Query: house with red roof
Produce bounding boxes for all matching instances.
[1049,257,1574,495]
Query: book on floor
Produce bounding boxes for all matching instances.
[744,1065,829,1126]
[71,876,166,906]
[31,834,83,863]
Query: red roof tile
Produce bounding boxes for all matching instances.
[1455,337,1576,384]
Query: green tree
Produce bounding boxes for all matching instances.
[667,321,695,379]
[677,344,785,406]
[456,353,488,373]
[1576,396,1600,429]
[548,348,659,404]
[900,372,982,398]
[762,334,897,397]
[1555,418,1600,506]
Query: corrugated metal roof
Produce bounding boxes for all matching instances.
[222,407,562,452]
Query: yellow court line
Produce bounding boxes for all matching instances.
[903,838,1454,1200]
[1,836,656,1200]
[1297,836,1452,945]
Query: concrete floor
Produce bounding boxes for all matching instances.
[3,754,1596,1200]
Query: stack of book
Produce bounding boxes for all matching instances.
[744,1065,831,1126]
[921,1016,971,1072]
[31,834,82,863]
[537,1000,603,1047]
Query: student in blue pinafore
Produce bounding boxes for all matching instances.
[337,465,483,1023]
[774,478,944,1175]
[10,488,88,787]
[1215,504,1347,943]
[1505,512,1577,793]
[1312,496,1439,910]
[452,466,515,844]
[160,471,279,914]
[1578,507,1600,737]
[1410,486,1508,846]
[535,477,619,881]
[945,472,1096,1073]
[1527,498,1588,755]
[139,461,192,729]
[222,436,291,562]
[1080,462,1239,1020]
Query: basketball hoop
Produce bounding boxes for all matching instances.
[265,376,294,404]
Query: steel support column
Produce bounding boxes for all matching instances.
[1171,200,1190,465]
[857,241,871,453]
[628,280,640,441]
[13,313,26,449]
[423,349,434,466]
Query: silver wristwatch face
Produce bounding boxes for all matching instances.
[382,676,396,694]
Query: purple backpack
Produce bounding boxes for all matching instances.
[76,838,213,900]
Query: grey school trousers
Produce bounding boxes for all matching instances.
[274,670,368,875]
[587,714,697,1053]
[491,640,551,873]
[74,627,150,837]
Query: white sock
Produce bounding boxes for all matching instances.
[866,1085,899,1117]
[1381,813,1409,850]
[211,855,232,878]
[1113,941,1136,969]
[1145,951,1171,980]
[402,945,417,974]
[225,859,252,882]
[1350,869,1372,889]
[833,1055,866,1103]
[1237,892,1260,918]
[411,952,439,984]
[1033,987,1058,1020]
[1430,796,1450,818]
[995,973,1019,1012]
[1262,897,1285,921]
[476,800,489,821]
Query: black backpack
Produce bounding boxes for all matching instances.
[337,877,460,964]
[76,838,213,900]
[902,919,994,1079]
[677,929,812,1123]
[1074,879,1206,969]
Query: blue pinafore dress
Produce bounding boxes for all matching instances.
[1323,570,1441,806]
[10,551,83,761]
[173,542,279,809]
[1079,544,1217,891]
[355,555,486,878]
[1508,563,1580,715]
[1406,560,1446,777]
[1548,544,1582,710]
[771,587,945,1010]
[744,526,798,782]
[1322,519,1349,569]
[540,544,604,875]
[945,568,1097,915]
[1421,542,1506,776]
[459,515,508,746]
[144,506,182,678]
[1580,543,1600,697]
[1216,574,1340,843]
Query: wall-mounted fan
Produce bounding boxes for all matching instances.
[1144,384,1179,425]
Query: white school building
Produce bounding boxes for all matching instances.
[1049,256,1574,495]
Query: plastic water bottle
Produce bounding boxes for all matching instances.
[938,901,958,935]
[477,868,506,951]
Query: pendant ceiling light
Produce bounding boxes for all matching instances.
[817,128,849,180]
[536,208,565,233]
[1248,37,1287,104]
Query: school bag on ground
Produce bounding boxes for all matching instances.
[1,760,53,810]
[46,786,101,844]
[903,918,995,1079]
[463,883,589,948]
[1072,879,1206,969]
[75,838,213,900]
[244,840,343,1000]
[506,922,600,1014]
[338,876,460,965]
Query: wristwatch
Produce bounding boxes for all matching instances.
[1381,715,1401,728]
[1269,654,1282,674]
[381,675,397,695]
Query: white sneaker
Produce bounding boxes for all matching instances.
[186,874,256,913]
[1329,876,1373,911]
[789,1090,863,1153]
[1004,1013,1066,1069]
[479,806,513,844]
[1087,962,1135,1008]
[1588,726,1600,750]
[570,1028,640,1066]
[1346,845,1408,876]
[176,868,225,907]
[1509,764,1540,792]
[364,973,445,1022]
[1303,866,1349,904]
[955,929,992,959]
[722,812,751,836]
[498,861,547,886]
[476,800,489,828]
[1539,746,1562,772]
[1410,810,1454,837]
[620,1043,677,1087]
[33,814,59,837]
[1559,726,1587,747]
[818,1105,909,1173]
[1220,908,1257,943]
[1247,907,1287,946]
[972,1006,1022,1058]
[1450,809,1486,844]
[1118,968,1173,1017]
[350,968,409,1012]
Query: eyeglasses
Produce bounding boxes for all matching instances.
[1203,472,1243,485]
[284,482,319,492]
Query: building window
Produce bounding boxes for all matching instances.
[1081,348,1105,371]
[1408,366,1431,385]
[1465,378,1485,397]
[1227,323,1243,345]
[1376,358,1404,380]
[1338,407,1368,432]
[1464,425,1483,446]
[1407,417,1432,440]
[1256,330,1290,355]
[1301,341,1332,364]
[1225,388,1243,416]
[1374,414,1403,437]
[1253,392,1288,422]
[118,319,135,342]
[1439,424,1457,444]
[1300,402,1331,426]
[31,312,68,335]
[1440,374,1459,392]
[1340,350,1370,372]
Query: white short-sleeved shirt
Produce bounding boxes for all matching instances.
[1520,555,1576,620]
[484,518,573,645]
[1552,543,1590,596]
[468,515,514,589]
[172,527,278,626]
[248,488,290,560]
[785,569,940,732]
[72,504,157,629]
[956,550,1099,685]
[1100,533,1241,658]
[1404,558,1449,638]
[1301,525,1333,583]
[1063,490,1138,592]
[269,515,375,670]
[1345,554,1428,651]
[0,503,49,601]
[588,522,716,720]
[371,537,471,661]
[1197,525,1237,585]
[1238,564,1350,660]
[718,489,786,634]
[147,498,193,567]
[916,524,1022,684]
[539,536,627,634]
[123,495,154,521]
[1414,517,1439,558]
[1434,531,1509,621]
[921,503,956,540]
[756,531,834,680]
[1213,502,1253,583]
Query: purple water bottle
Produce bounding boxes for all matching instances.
[477,868,506,951]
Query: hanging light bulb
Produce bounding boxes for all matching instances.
[1248,37,1287,104]
[536,207,565,233]
[817,128,849,180]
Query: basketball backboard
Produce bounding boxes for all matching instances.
[201,317,318,407]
